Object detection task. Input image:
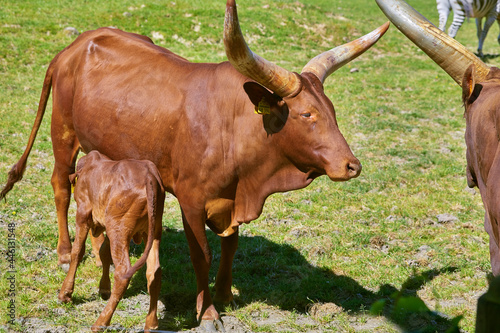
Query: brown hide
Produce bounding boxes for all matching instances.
[463,65,500,275]
[58,151,165,330]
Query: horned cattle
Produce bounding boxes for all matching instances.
[1,0,389,329]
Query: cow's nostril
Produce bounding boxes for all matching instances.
[347,162,362,178]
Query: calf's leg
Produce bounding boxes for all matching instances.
[58,210,90,302]
[98,236,112,300]
[91,233,105,267]
[92,232,133,331]
[145,236,162,330]
[145,199,164,331]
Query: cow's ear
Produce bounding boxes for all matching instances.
[462,64,476,105]
[244,81,289,134]
[243,82,284,114]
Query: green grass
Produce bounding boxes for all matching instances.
[1,0,499,331]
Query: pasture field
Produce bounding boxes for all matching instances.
[0,0,498,331]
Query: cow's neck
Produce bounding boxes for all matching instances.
[232,135,314,227]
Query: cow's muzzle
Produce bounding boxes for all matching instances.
[326,159,362,181]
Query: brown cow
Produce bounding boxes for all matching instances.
[375,0,500,275]
[58,151,165,331]
[0,0,389,329]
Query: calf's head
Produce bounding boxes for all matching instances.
[224,0,390,181]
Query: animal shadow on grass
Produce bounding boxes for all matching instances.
[125,229,460,332]
[478,53,500,62]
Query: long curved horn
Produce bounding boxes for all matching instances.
[302,22,390,83]
[375,0,490,85]
[224,0,302,97]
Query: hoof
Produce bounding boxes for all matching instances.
[57,292,72,303]
[94,257,103,267]
[99,289,111,300]
[91,324,105,332]
[59,263,70,273]
[200,319,225,332]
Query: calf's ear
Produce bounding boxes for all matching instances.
[69,173,77,185]
[462,64,476,105]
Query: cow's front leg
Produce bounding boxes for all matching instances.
[181,209,223,332]
[214,230,238,306]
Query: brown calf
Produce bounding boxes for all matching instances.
[58,151,165,331]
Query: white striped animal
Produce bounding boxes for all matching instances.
[436,0,500,56]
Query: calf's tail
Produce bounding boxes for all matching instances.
[0,58,56,201]
[123,173,164,280]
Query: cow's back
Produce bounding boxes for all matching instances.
[50,27,246,195]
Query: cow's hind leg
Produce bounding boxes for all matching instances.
[50,116,80,270]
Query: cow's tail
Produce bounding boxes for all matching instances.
[123,170,165,280]
[0,57,57,201]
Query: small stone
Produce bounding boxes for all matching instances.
[437,213,458,223]
[63,27,79,37]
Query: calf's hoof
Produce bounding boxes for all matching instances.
[200,319,226,332]
[57,253,71,272]
[58,263,70,273]
[144,323,159,333]
[57,291,72,303]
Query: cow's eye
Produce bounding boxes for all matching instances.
[301,112,311,118]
